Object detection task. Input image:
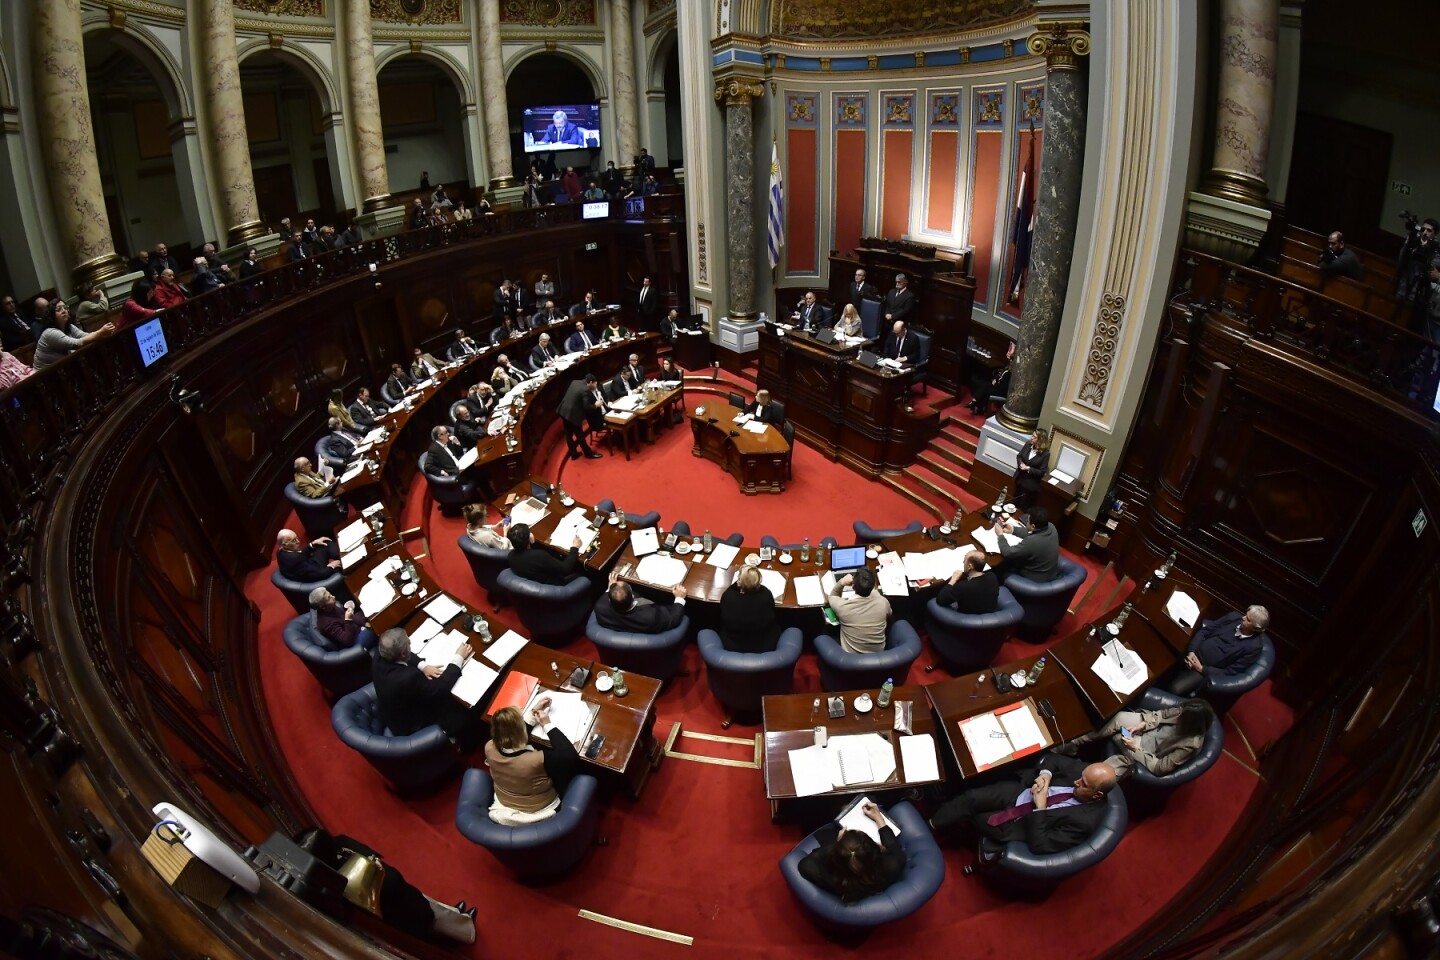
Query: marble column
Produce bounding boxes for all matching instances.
[999,24,1091,433]
[341,0,390,210]
[1202,0,1278,206]
[31,0,125,287]
[197,0,266,247]
[714,77,763,321]
[477,0,514,189]
[610,0,641,174]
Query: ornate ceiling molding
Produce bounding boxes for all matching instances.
[234,0,324,16]
[770,0,1032,42]
[372,0,463,24]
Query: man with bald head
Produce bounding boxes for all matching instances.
[275,529,340,583]
[293,456,335,498]
[929,752,1118,855]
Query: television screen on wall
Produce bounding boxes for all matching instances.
[522,104,601,153]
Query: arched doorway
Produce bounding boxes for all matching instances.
[505,52,599,183]
[82,29,198,261]
[648,29,682,169]
[375,54,471,201]
[238,50,342,229]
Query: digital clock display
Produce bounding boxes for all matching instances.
[135,317,169,368]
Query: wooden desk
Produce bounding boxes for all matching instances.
[1046,611,1179,716]
[493,479,633,572]
[762,685,943,818]
[672,328,714,372]
[687,399,790,494]
[1130,576,1213,656]
[604,382,683,460]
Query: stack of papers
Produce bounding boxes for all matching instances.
[1091,641,1148,695]
[959,703,1049,770]
[340,461,366,483]
[450,659,500,706]
[368,555,402,580]
[481,630,528,668]
[363,427,386,444]
[421,592,465,625]
[705,542,740,568]
[611,395,641,411]
[523,689,599,747]
[877,565,910,597]
[898,734,940,783]
[340,544,368,571]
[456,447,480,471]
[793,575,825,607]
[878,357,905,370]
[1165,590,1200,628]
[743,421,769,435]
[407,617,445,658]
[785,734,898,797]
[635,554,689,588]
[836,795,903,844]
[548,508,598,552]
[509,497,549,528]
[971,526,1002,554]
[629,527,660,557]
[357,578,396,617]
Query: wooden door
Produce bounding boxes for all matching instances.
[253,164,297,228]
[1285,113,1391,251]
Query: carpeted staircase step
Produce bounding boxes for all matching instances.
[928,432,975,469]
[917,450,971,486]
[879,474,948,523]
[905,459,970,509]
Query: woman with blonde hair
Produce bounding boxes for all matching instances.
[484,699,580,825]
[719,564,781,653]
[834,302,862,338]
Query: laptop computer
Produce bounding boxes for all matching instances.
[830,546,868,574]
[856,349,880,369]
[529,480,551,503]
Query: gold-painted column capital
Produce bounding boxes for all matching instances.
[714,77,764,107]
[1027,22,1091,72]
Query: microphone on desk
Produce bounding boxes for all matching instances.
[1037,698,1063,746]
[728,430,740,437]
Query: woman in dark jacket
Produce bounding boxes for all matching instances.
[797,802,906,902]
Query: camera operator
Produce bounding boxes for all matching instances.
[1396,212,1439,327]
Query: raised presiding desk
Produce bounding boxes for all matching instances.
[687,398,791,494]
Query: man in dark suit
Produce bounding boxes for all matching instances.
[558,374,605,459]
[152,242,181,276]
[600,160,625,198]
[285,232,309,263]
[458,382,496,422]
[372,628,482,749]
[565,319,598,353]
[0,295,32,349]
[238,247,264,280]
[533,300,565,327]
[447,330,481,361]
[425,425,465,477]
[996,507,1060,582]
[847,268,878,312]
[882,321,917,365]
[452,406,485,446]
[936,550,1000,614]
[409,347,443,380]
[348,387,389,430]
[793,291,824,332]
[492,280,520,322]
[1166,606,1270,697]
[275,529,340,583]
[743,389,782,424]
[308,587,372,650]
[607,366,640,401]
[883,272,916,324]
[635,148,656,176]
[637,276,662,330]
[319,418,358,464]
[506,523,585,584]
[528,332,559,369]
[541,109,584,145]
[622,353,645,385]
[594,576,688,633]
[569,291,600,317]
[385,364,415,401]
[929,753,1117,855]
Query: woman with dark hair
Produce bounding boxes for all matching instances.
[797,801,906,902]
[463,502,509,549]
[293,828,476,943]
[1012,428,1050,509]
[1063,698,1216,779]
[120,278,160,329]
[484,700,581,825]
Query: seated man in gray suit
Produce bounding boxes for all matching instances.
[996,506,1059,582]
[593,574,687,634]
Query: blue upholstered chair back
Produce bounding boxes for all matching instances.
[282,612,375,697]
[456,534,510,606]
[779,801,945,931]
[1205,634,1276,708]
[283,482,344,540]
[595,499,660,529]
[858,298,882,340]
[315,438,347,471]
[1002,556,1088,639]
[585,611,690,683]
[330,684,458,788]
[813,620,923,691]
[454,768,600,881]
[924,586,1025,674]
[982,784,1128,893]
[495,569,593,647]
[697,627,804,722]
[852,520,922,545]
[271,567,350,615]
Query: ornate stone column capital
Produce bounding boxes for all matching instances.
[1027,22,1091,72]
[714,77,764,107]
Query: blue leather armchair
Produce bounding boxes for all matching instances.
[417,451,473,517]
[905,332,931,394]
[454,768,601,882]
[271,567,350,615]
[780,801,944,933]
[814,621,923,691]
[853,520,922,545]
[1203,634,1276,710]
[697,627,804,724]
[330,684,458,789]
[282,612,375,697]
[1116,688,1224,791]
[586,611,690,683]
[380,380,406,406]
[978,784,1128,894]
[457,535,510,608]
[1001,556,1088,641]
[595,499,660,529]
[283,482,345,540]
[495,570,592,647]
[669,520,691,538]
[924,587,1025,674]
[314,437,349,473]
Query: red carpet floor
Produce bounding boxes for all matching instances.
[249,428,1293,959]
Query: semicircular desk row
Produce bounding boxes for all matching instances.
[306,322,1205,810]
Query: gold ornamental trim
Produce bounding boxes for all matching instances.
[996,403,1038,433]
[1200,169,1270,208]
[228,220,271,247]
[1027,21,1091,72]
[714,77,765,106]
[72,253,128,290]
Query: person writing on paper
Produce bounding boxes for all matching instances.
[594,574,687,634]
[507,522,585,585]
[882,320,915,365]
[1060,698,1215,779]
[293,456,336,498]
[373,628,484,750]
[719,564,780,653]
[829,568,891,655]
[995,506,1059,582]
[308,586,373,650]
[1012,430,1050,509]
[484,701,582,825]
[743,389,782,424]
[834,302,863,338]
[276,529,341,582]
[1165,605,1270,697]
[797,801,905,903]
[928,753,1117,854]
[463,503,510,550]
[935,550,999,614]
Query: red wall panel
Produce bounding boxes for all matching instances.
[880,130,913,239]
[786,129,818,274]
[833,129,867,258]
[924,130,959,234]
[969,130,1002,306]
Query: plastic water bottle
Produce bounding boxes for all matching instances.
[800,537,811,562]
[878,677,894,709]
[1027,657,1047,684]
[816,542,826,567]
[618,510,627,530]
[703,529,713,552]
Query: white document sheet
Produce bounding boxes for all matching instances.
[635,554,689,588]
[836,795,903,844]
[508,497,550,528]
[971,526,1002,554]
[1003,532,1023,546]
[705,542,740,568]
[611,394,642,411]
[456,446,480,471]
[959,712,1013,769]
[758,568,788,598]
[787,745,834,797]
[337,519,369,553]
[363,427,387,444]
[524,689,598,747]
[357,578,396,617]
[1049,469,1075,485]
[899,734,940,783]
[744,421,769,435]
[481,630,528,668]
[548,507,598,552]
[1091,642,1148,696]
[1165,590,1201,629]
[629,527,659,557]
[421,592,465,625]
[450,659,500,707]
[828,739,875,786]
[901,552,939,582]
[362,501,385,518]
[340,544,368,572]
[352,441,374,456]
[878,565,911,597]
[408,617,445,646]
[368,555,402,581]
[997,703,1048,754]
[340,461,366,483]
[793,575,825,607]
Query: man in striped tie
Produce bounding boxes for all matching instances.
[928,754,1116,855]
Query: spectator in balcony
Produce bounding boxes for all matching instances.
[200,242,225,272]
[151,268,189,310]
[562,166,584,201]
[430,184,454,211]
[1,295,33,349]
[409,197,429,230]
[128,248,152,277]
[120,280,160,329]
[152,242,180,276]
[635,148,656,176]
[301,219,320,247]
[1318,231,1364,282]
[583,180,606,202]
[475,194,493,215]
[0,341,34,390]
[190,258,223,294]
[419,171,431,192]
[33,299,114,371]
[601,160,625,199]
[285,231,309,263]
[239,247,264,280]
[75,282,110,324]
[336,222,362,248]
[453,200,472,222]
[26,297,50,343]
